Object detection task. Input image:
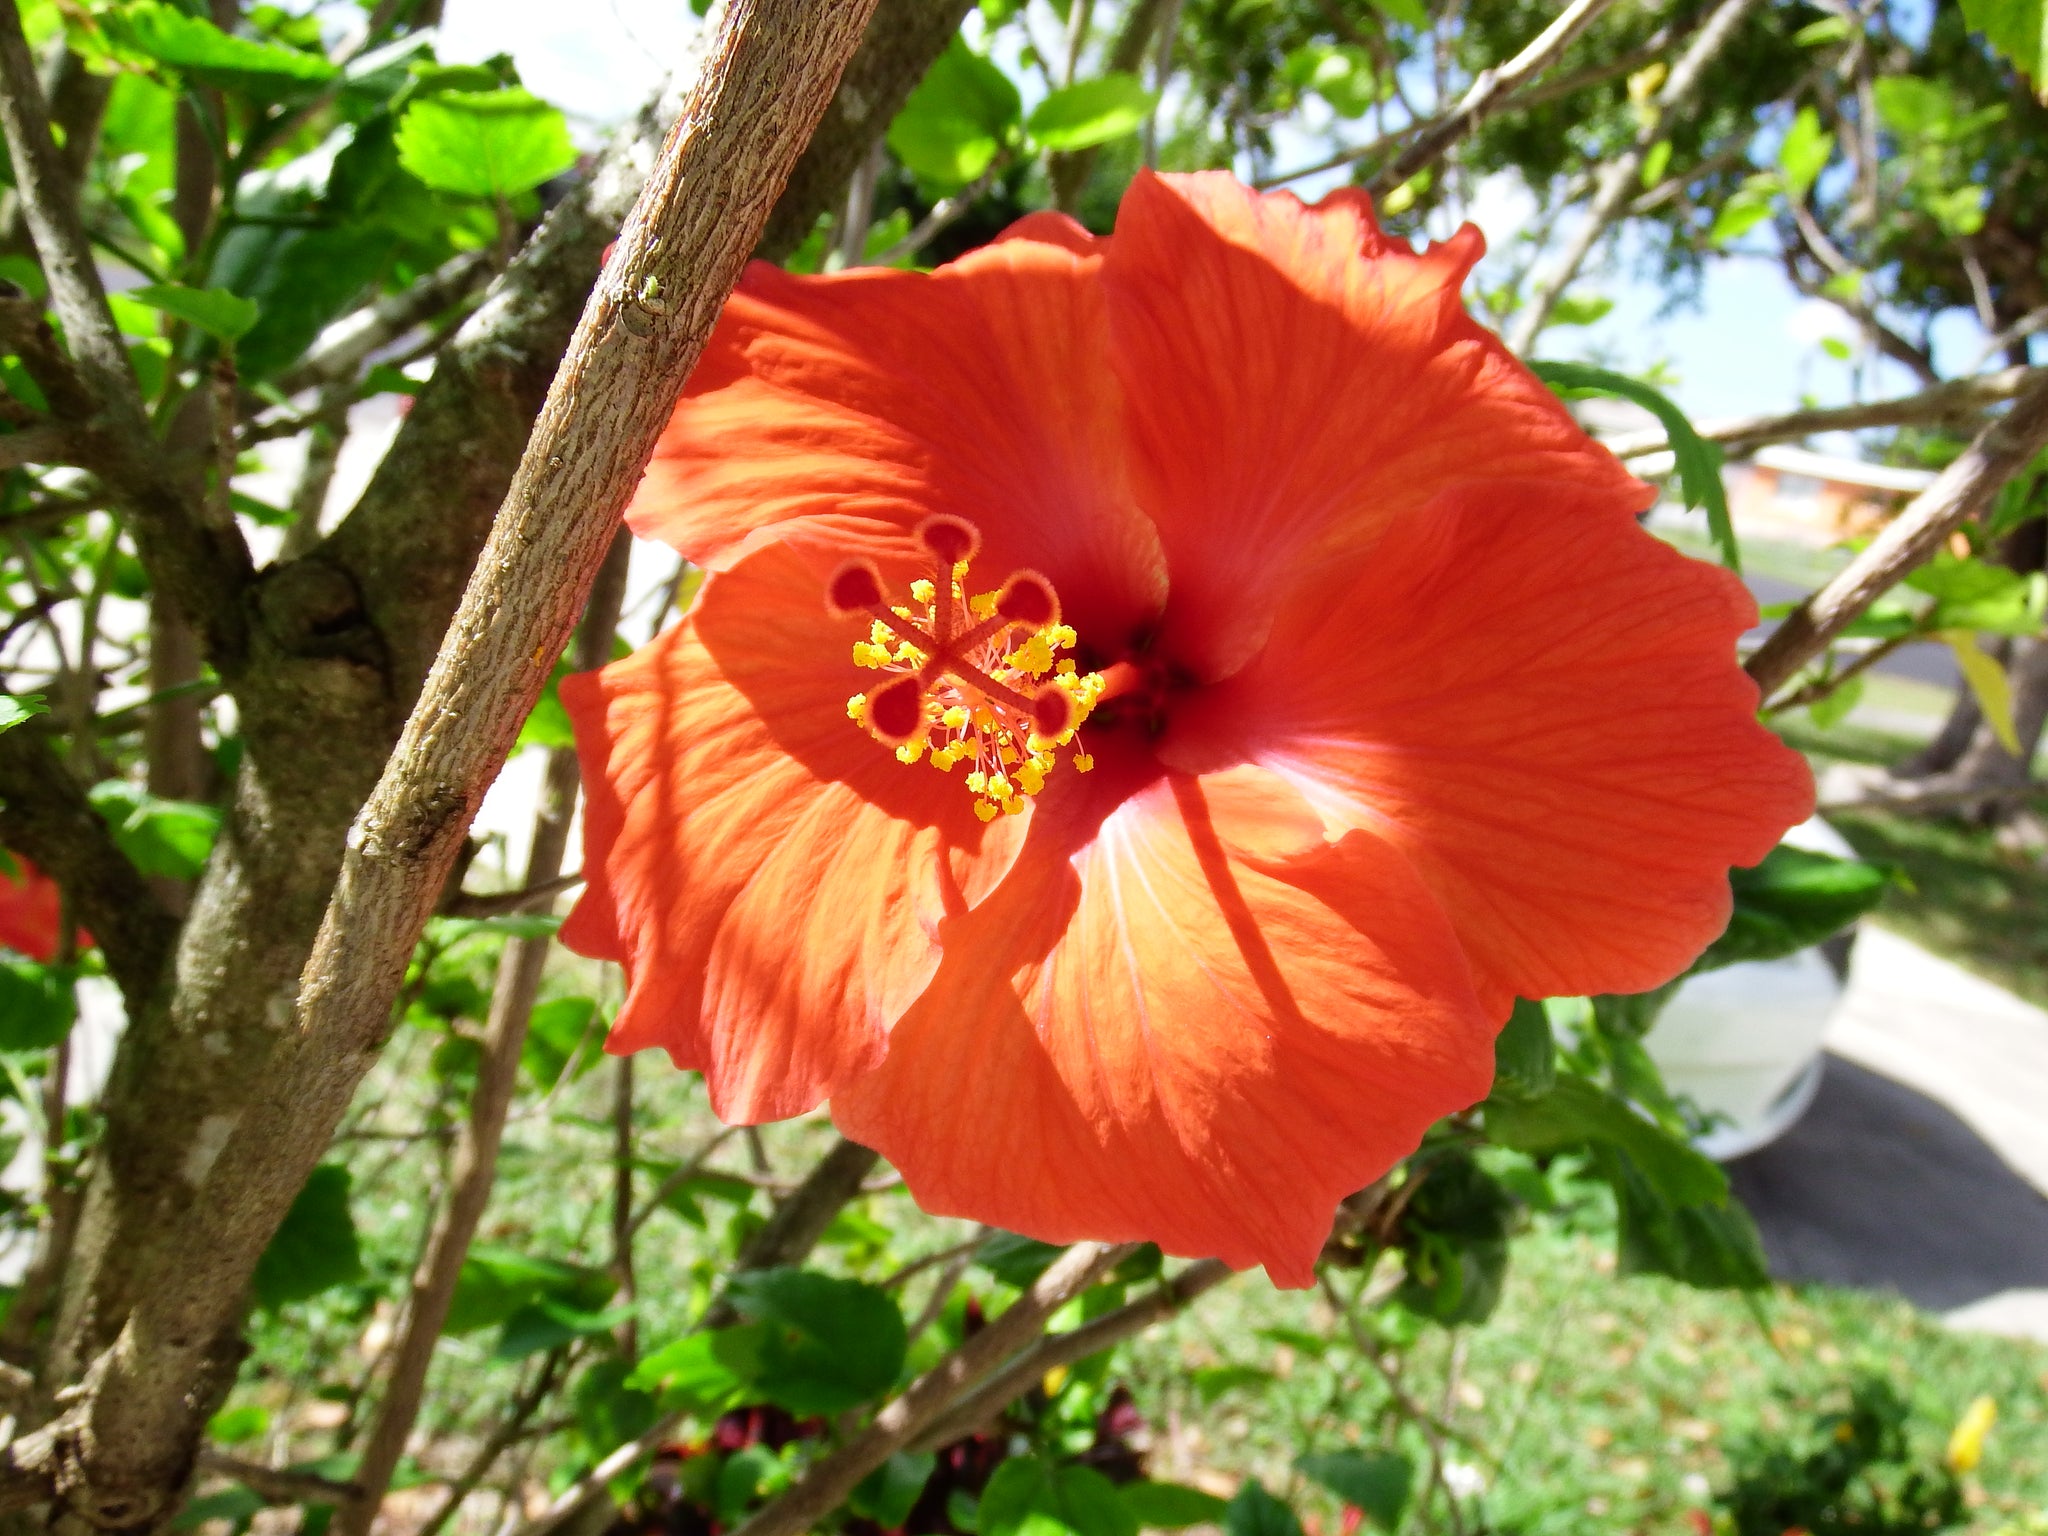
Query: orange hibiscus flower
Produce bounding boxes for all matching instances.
[562,171,1812,1283]
[0,854,65,963]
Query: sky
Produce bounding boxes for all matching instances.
[421,0,1994,428]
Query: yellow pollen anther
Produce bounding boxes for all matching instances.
[830,522,1105,816]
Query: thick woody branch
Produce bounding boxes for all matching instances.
[41,4,881,1528]
[1507,0,1761,355]
[0,724,176,1008]
[336,534,634,1536]
[726,1244,1135,1536]
[1745,373,2048,699]
[1602,365,2048,459]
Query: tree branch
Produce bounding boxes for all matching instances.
[1746,372,2048,698]
[725,1244,1135,1536]
[272,251,493,399]
[34,5,882,1529]
[0,724,176,1009]
[0,2,253,669]
[1369,0,1619,194]
[336,532,634,1536]
[1601,365,2048,458]
[1506,0,1762,355]
[911,1258,1233,1453]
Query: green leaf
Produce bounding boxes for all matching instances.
[1708,184,1776,246]
[1639,139,1672,188]
[1806,673,1863,730]
[1945,631,2022,753]
[445,1245,613,1334]
[88,782,220,881]
[0,694,47,735]
[1959,0,2047,99]
[1222,1481,1304,1536]
[1119,1483,1229,1530]
[206,1406,270,1446]
[521,996,603,1090]
[982,1459,1137,1536]
[106,1,338,98]
[1492,999,1555,1098]
[1367,0,1429,26]
[494,1298,637,1361]
[851,1453,938,1529]
[571,1359,657,1452]
[0,960,76,1051]
[1604,1151,1770,1290]
[626,1325,766,1412]
[726,1268,908,1415]
[1777,106,1834,201]
[1908,549,2048,633]
[977,1230,1067,1287]
[1793,15,1854,44]
[127,283,259,342]
[1393,1151,1514,1325]
[1547,293,1614,327]
[1191,1363,1275,1403]
[1820,335,1852,361]
[1694,845,1890,972]
[253,1165,363,1309]
[887,36,1021,189]
[1486,1076,1727,1209]
[395,90,578,199]
[1027,74,1158,152]
[1294,1452,1412,1530]
[1531,361,1737,571]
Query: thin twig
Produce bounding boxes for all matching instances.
[1746,373,2048,698]
[196,1451,365,1507]
[1507,0,1763,355]
[722,1244,1134,1536]
[1600,365,2048,459]
[871,158,1007,267]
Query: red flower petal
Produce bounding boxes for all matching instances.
[0,855,62,963]
[831,765,1496,1285]
[562,540,1026,1123]
[1164,482,1815,1008]
[628,240,1166,646]
[1100,170,1649,678]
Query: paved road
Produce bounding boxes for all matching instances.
[1729,926,2048,1341]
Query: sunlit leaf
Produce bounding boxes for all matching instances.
[1531,361,1737,570]
[396,89,577,199]
[128,283,260,341]
[888,36,1021,189]
[1944,631,2022,753]
[1027,73,1158,151]
[0,694,46,735]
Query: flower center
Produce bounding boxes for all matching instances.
[829,516,1106,822]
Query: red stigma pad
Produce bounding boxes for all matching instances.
[916,515,981,566]
[826,560,885,616]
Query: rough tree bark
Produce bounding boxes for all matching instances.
[39,0,971,1427]
[0,0,978,1525]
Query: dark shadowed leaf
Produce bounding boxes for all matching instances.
[982,1459,1136,1536]
[1118,1483,1229,1529]
[725,1268,908,1415]
[253,1165,362,1309]
[1694,845,1890,972]
[1222,1480,1304,1536]
[851,1453,938,1528]
[128,283,259,341]
[1295,1451,1413,1529]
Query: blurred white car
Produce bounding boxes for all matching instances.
[1643,818,1857,1161]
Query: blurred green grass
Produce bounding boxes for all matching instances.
[1123,1221,2048,1535]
